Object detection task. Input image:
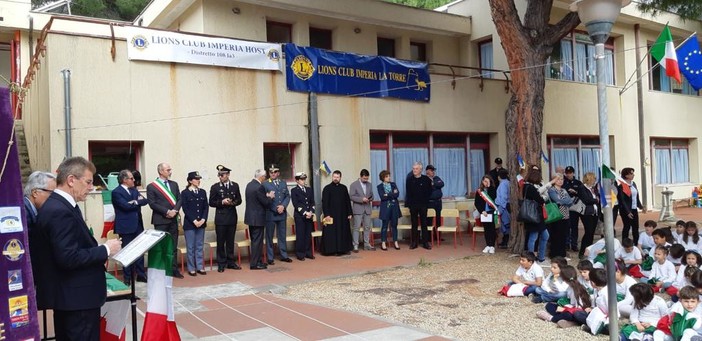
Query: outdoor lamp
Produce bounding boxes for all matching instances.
[570,0,631,43]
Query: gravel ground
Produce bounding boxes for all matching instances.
[284,251,609,340]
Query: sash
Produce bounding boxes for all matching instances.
[151,178,177,207]
[477,189,499,214]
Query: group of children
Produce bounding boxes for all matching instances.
[503,220,702,341]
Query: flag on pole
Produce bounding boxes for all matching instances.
[320,161,331,175]
[100,300,129,341]
[651,25,682,83]
[541,151,549,164]
[676,34,702,91]
[516,153,525,169]
[598,166,609,208]
[141,238,181,341]
[101,190,115,238]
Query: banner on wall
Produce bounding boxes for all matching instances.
[124,27,283,71]
[0,87,40,340]
[284,44,431,102]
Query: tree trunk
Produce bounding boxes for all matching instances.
[487,0,580,254]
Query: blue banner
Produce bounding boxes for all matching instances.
[284,44,430,102]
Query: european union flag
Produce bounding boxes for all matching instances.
[676,35,702,91]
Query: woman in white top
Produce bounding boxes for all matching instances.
[617,167,646,247]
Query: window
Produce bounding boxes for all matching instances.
[377,37,395,57]
[369,132,490,199]
[410,42,427,62]
[266,21,292,43]
[650,50,700,95]
[478,40,493,78]
[548,136,601,179]
[309,27,332,50]
[545,32,614,85]
[263,143,297,181]
[88,141,143,190]
[652,138,690,184]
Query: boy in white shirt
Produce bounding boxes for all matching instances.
[616,238,643,266]
[654,286,702,341]
[510,252,544,297]
[585,238,622,269]
[638,220,657,255]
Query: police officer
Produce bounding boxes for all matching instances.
[426,164,444,230]
[291,172,315,260]
[263,164,292,264]
[209,165,242,272]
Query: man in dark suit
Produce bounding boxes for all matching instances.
[263,164,292,264]
[244,169,275,270]
[24,171,56,293]
[209,164,242,272]
[290,172,315,260]
[146,162,183,278]
[112,169,149,284]
[34,156,122,340]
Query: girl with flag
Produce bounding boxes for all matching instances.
[474,175,497,254]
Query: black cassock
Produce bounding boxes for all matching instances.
[321,182,353,255]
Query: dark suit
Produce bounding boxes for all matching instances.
[244,179,271,267]
[35,191,109,340]
[209,181,242,267]
[291,185,315,258]
[147,179,181,273]
[25,197,41,289]
[112,185,148,282]
[618,181,643,245]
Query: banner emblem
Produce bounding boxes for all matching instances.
[2,239,24,261]
[131,35,148,50]
[292,55,315,80]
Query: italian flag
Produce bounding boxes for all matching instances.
[101,190,115,238]
[141,238,181,341]
[651,25,682,83]
[100,300,129,341]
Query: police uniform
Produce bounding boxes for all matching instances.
[208,165,242,272]
[290,172,315,260]
[262,164,292,263]
[426,165,444,229]
[181,171,209,275]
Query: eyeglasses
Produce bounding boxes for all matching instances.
[126,177,135,180]
[36,188,54,193]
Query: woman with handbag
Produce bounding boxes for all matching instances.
[618,167,647,246]
[522,166,557,264]
[578,172,600,259]
[475,175,498,254]
[547,174,573,258]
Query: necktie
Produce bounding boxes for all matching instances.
[163,180,168,189]
[195,189,199,195]
[275,180,279,186]
[302,186,306,193]
[225,183,229,189]
[74,205,82,217]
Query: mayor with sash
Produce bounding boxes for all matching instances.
[147,162,184,278]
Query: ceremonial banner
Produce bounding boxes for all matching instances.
[124,27,282,71]
[0,87,40,339]
[284,44,430,102]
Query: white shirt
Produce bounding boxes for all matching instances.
[540,273,569,294]
[515,264,544,283]
[629,295,668,325]
[673,231,685,244]
[639,233,655,252]
[649,242,672,258]
[679,236,702,252]
[616,275,637,297]
[594,286,609,312]
[566,287,586,308]
[673,264,695,289]
[650,260,677,283]
[53,188,111,257]
[615,247,642,263]
[630,184,638,209]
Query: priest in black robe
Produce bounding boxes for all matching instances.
[321,170,353,256]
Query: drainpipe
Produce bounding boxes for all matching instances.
[28,16,33,61]
[308,92,322,220]
[62,69,72,157]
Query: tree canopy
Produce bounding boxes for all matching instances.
[31,0,149,21]
[638,0,702,20]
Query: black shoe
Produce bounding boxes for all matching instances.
[123,279,131,286]
[173,272,185,279]
[394,242,401,250]
[197,270,207,275]
[352,249,359,253]
[218,266,225,273]
[226,264,242,270]
[381,242,388,251]
[267,260,275,265]
[188,271,197,276]
[297,256,305,261]
[136,276,148,283]
[422,243,432,250]
[250,264,267,270]
[280,258,293,263]
[305,255,316,259]
[409,243,418,250]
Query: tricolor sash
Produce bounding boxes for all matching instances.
[477,189,499,214]
[151,178,177,207]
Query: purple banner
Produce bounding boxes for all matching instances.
[0,88,40,340]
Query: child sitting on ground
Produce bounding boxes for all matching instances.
[670,266,701,303]
[617,238,643,277]
[670,244,687,271]
[530,256,569,303]
[642,245,677,293]
[585,237,622,268]
[680,221,702,252]
[578,260,595,294]
[638,220,658,255]
[581,268,612,334]
[619,282,667,341]
[616,260,638,318]
[536,265,591,329]
[674,220,687,244]
[504,252,543,297]
[653,286,702,341]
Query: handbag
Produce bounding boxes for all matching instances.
[544,201,564,224]
[517,199,542,224]
[569,197,585,214]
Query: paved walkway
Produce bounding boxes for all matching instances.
[39,206,702,340]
